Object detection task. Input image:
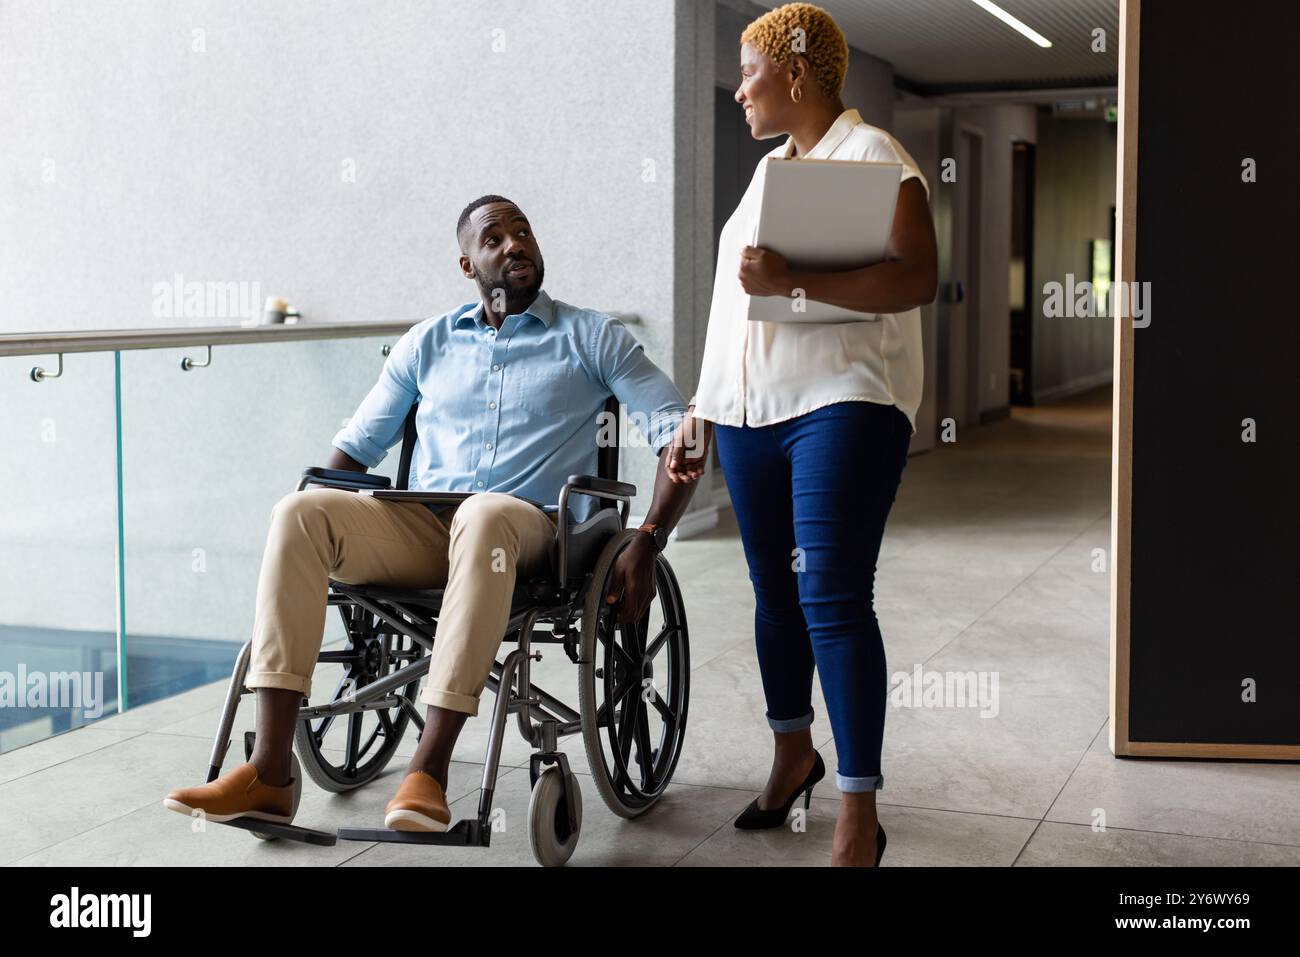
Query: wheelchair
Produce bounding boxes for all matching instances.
[201,397,690,866]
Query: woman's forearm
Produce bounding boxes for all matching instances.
[786,257,938,315]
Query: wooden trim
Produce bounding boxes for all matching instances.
[1121,741,1300,760]
[1109,0,1139,757]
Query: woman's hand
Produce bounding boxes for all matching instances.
[738,245,794,298]
[666,412,712,484]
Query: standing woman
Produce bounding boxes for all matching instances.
[667,2,937,867]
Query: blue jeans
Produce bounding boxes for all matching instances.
[713,400,911,792]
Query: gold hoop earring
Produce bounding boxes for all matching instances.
[790,85,803,104]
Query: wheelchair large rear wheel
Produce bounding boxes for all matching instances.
[578,529,690,818]
[294,619,426,793]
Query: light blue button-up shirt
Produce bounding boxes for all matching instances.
[331,289,686,517]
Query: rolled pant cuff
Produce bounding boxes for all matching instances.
[420,687,480,716]
[836,772,884,792]
[245,671,311,696]
[766,708,814,733]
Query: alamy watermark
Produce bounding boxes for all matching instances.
[49,887,150,937]
[890,664,1000,718]
[151,273,262,323]
[1042,273,1152,328]
[596,403,703,454]
[0,665,105,719]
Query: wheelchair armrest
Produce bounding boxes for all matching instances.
[555,474,637,588]
[298,467,392,492]
[564,474,637,499]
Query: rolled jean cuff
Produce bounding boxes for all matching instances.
[245,671,311,696]
[766,708,814,733]
[836,771,884,792]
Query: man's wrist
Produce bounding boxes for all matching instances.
[627,531,656,556]
[635,522,669,552]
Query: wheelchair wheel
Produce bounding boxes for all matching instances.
[294,627,426,793]
[528,766,583,867]
[578,529,690,819]
[242,736,301,841]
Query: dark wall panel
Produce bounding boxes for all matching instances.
[1129,0,1300,744]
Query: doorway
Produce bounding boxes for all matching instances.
[1010,141,1036,405]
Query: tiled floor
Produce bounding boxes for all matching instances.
[6,387,1298,866]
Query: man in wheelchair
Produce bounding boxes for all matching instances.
[164,195,701,834]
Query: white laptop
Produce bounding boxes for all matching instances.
[745,157,903,324]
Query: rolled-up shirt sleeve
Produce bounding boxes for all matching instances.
[592,318,687,455]
[331,330,419,468]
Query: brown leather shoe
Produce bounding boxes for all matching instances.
[384,771,451,832]
[163,763,295,824]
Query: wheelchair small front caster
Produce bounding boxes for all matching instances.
[242,731,302,841]
[528,766,582,866]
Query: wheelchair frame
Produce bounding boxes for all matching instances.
[201,396,690,862]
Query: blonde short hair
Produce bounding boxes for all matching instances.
[741,2,848,99]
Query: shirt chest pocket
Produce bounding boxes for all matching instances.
[513,366,577,419]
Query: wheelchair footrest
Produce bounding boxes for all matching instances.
[219,817,338,846]
[337,820,485,846]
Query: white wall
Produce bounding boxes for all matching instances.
[1,0,682,344]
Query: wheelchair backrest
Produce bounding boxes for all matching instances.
[394,395,622,492]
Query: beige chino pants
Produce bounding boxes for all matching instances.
[245,488,557,716]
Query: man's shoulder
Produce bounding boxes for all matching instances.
[402,302,478,346]
[548,298,632,340]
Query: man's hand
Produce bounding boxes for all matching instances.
[738,245,795,298]
[666,413,712,484]
[605,533,658,624]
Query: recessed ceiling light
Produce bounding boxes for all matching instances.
[969,0,1053,48]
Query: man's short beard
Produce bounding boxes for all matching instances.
[480,262,544,313]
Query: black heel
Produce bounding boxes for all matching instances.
[735,751,826,830]
[875,823,887,866]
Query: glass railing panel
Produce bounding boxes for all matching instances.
[0,352,122,753]
[118,335,399,711]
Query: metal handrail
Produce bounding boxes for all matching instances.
[0,311,640,360]
[0,320,422,358]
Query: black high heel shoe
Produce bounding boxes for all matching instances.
[734,751,826,829]
[875,823,887,866]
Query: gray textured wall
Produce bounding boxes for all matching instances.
[1,0,680,340]
[1031,112,1117,401]
[1,0,703,641]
